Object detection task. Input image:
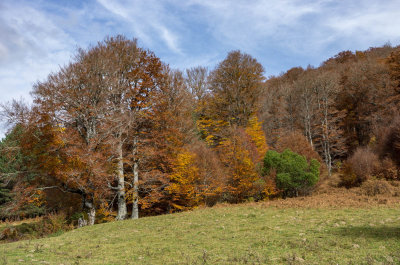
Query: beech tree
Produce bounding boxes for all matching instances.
[98,36,163,220]
[2,35,399,226]
[386,49,400,116]
[336,56,390,151]
[260,67,304,144]
[29,40,119,224]
[185,66,209,102]
[292,69,318,148]
[313,70,346,175]
[135,67,195,215]
[30,36,165,222]
[208,50,265,126]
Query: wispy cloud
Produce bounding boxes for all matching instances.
[323,1,400,42]
[96,0,182,54]
[0,1,74,102]
[1,0,400,113]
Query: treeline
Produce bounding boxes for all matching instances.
[0,36,399,224]
[260,45,400,183]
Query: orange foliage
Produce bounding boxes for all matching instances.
[168,150,202,211]
[217,133,259,203]
[275,131,323,164]
[245,115,268,160]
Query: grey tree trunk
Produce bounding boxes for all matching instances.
[84,199,96,226]
[131,159,139,219]
[88,206,96,226]
[116,134,127,220]
[131,136,139,219]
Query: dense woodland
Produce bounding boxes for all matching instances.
[0,35,399,227]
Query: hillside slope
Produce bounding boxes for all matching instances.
[1,200,400,265]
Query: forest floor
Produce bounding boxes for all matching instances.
[1,185,400,265]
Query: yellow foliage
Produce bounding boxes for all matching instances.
[218,137,259,202]
[28,190,46,207]
[262,180,279,198]
[168,150,202,211]
[52,125,66,147]
[97,202,115,223]
[196,118,229,146]
[245,115,268,157]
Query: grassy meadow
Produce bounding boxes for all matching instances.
[1,197,400,264]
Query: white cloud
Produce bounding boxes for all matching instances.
[180,0,324,50]
[0,1,77,104]
[96,0,182,54]
[324,1,400,41]
[1,0,400,108]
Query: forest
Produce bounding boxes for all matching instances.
[0,35,399,233]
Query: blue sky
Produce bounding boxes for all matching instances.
[1,0,400,108]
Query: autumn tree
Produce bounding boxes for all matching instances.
[168,150,201,210]
[292,69,319,148]
[97,36,164,220]
[260,67,304,145]
[312,70,347,175]
[195,51,271,202]
[336,56,390,151]
[136,67,195,215]
[218,128,259,203]
[29,35,165,223]
[185,66,209,102]
[245,115,268,159]
[31,45,112,225]
[208,50,265,126]
[386,49,400,116]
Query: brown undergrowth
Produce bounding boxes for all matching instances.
[258,174,400,209]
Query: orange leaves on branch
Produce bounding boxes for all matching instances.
[217,134,259,203]
[27,190,46,207]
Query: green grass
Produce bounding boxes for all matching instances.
[1,205,400,264]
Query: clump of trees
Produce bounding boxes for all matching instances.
[261,45,400,189]
[0,38,274,224]
[1,35,399,226]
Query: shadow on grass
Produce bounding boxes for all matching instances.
[334,225,400,240]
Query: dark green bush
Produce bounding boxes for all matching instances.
[262,149,320,197]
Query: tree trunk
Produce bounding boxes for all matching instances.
[131,159,139,219]
[131,136,139,219]
[84,198,96,226]
[116,133,127,220]
[88,205,96,226]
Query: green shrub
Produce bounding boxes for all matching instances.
[16,222,36,234]
[262,149,320,197]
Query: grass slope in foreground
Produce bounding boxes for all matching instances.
[1,205,400,264]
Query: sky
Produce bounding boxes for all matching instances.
[1,0,400,119]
